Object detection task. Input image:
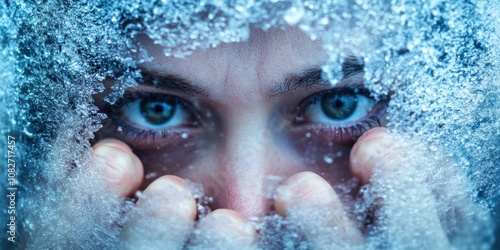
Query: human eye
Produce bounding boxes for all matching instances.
[103,91,203,149]
[293,86,388,144]
[121,93,191,129]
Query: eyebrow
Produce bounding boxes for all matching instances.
[269,69,325,97]
[270,56,365,96]
[136,56,364,97]
[342,56,364,78]
[137,70,206,96]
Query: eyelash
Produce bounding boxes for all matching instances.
[292,87,388,143]
[104,91,200,147]
[104,87,388,147]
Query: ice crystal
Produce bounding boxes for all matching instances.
[1,0,499,249]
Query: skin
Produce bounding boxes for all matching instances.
[91,27,452,248]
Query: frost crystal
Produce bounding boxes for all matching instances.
[1,0,499,249]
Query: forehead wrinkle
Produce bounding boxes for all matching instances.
[248,29,267,98]
[136,27,328,105]
[254,27,328,97]
[218,33,264,103]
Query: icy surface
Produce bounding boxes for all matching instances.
[1,0,499,249]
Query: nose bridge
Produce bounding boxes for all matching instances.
[224,110,271,170]
[214,107,278,216]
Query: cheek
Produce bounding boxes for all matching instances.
[118,124,356,192]
[134,133,355,190]
[287,129,355,185]
[132,136,211,189]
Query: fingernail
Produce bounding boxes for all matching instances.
[274,172,339,217]
[275,173,312,202]
[140,176,197,221]
[149,176,189,194]
[212,210,255,235]
[350,128,398,184]
[94,145,132,178]
[240,221,257,237]
[94,144,137,196]
[276,172,332,203]
[94,139,133,154]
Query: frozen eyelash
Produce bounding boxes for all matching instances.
[102,90,201,147]
[292,87,388,143]
[309,87,375,104]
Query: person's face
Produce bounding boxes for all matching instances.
[96,26,387,217]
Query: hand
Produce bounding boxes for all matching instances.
[93,139,258,250]
[273,128,485,249]
[92,128,486,249]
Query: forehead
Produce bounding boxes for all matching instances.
[136,27,328,100]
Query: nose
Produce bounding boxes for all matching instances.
[208,108,299,217]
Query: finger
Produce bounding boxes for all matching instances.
[274,172,363,249]
[120,176,197,249]
[188,209,258,250]
[349,128,450,248]
[93,138,144,197]
[349,127,399,184]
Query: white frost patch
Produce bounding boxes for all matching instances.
[2,0,498,249]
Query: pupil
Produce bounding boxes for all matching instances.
[334,100,344,108]
[154,105,163,113]
[140,99,176,125]
[321,89,357,120]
